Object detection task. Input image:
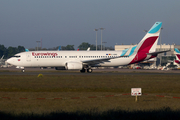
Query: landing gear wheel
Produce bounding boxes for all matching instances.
[21,69,25,73]
[87,68,92,73]
[80,68,86,73]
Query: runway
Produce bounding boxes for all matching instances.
[1,67,180,75]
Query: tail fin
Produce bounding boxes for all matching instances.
[175,48,180,53]
[1,55,4,60]
[174,48,180,61]
[175,54,180,60]
[130,22,162,64]
[87,47,90,51]
[58,46,61,51]
[25,49,29,52]
[174,54,180,65]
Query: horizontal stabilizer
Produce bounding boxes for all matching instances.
[147,50,171,56]
[167,60,173,63]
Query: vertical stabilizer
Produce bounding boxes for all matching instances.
[130,22,162,64]
[175,48,180,53]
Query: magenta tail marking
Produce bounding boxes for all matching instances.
[129,36,158,64]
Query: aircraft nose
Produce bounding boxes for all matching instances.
[6,58,13,65]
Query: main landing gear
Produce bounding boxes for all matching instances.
[21,69,25,73]
[80,68,93,73]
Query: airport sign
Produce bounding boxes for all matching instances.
[131,88,142,96]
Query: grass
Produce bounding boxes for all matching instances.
[0,75,180,93]
[1,107,180,120]
[0,73,180,119]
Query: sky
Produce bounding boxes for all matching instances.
[0,0,180,49]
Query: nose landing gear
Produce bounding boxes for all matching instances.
[87,68,92,73]
[21,69,25,73]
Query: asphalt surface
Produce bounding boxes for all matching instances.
[1,67,180,75]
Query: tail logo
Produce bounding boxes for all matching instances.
[134,54,138,61]
[176,54,180,60]
[130,36,158,64]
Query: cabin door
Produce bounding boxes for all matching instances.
[26,53,31,62]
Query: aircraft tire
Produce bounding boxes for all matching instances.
[22,69,25,73]
[87,68,92,73]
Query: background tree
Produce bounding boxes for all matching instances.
[0,42,114,59]
[0,45,25,58]
[78,42,91,50]
[17,46,25,53]
[61,45,75,50]
[0,45,7,58]
[7,47,18,58]
[89,44,96,50]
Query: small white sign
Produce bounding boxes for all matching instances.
[131,88,142,96]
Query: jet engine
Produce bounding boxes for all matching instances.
[65,62,83,70]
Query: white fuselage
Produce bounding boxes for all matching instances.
[7,50,137,68]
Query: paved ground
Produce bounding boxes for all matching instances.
[1,66,180,75]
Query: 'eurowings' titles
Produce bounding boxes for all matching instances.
[32,52,58,57]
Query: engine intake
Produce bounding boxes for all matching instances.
[65,62,83,70]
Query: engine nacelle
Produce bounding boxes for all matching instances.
[65,62,83,70]
[55,67,66,70]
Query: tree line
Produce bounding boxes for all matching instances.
[0,42,114,59]
[0,45,25,59]
[29,42,114,51]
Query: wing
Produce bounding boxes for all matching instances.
[81,56,123,65]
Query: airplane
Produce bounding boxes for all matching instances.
[7,22,165,73]
[0,55,10,68]
[87,47,90,51]
[0,55,4,65]
[58,46,61,51]
[174,48,180,65]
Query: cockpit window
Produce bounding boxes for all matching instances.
[13,55,21,58]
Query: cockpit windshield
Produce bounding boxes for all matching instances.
[13,55,21,58]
